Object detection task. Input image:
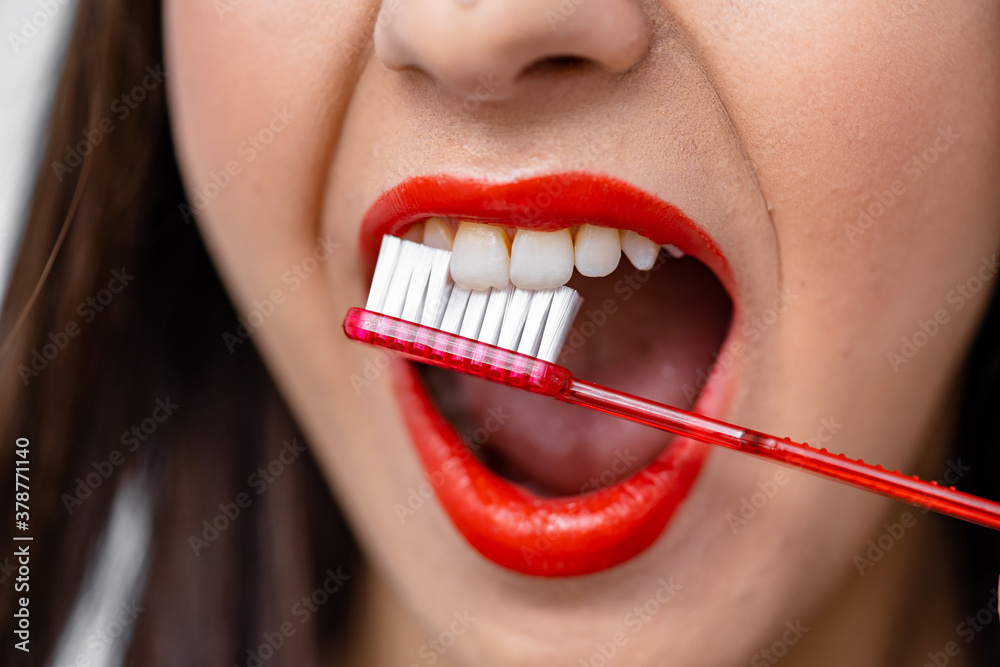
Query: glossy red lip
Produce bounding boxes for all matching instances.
[359,171,734,576]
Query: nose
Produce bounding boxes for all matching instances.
[374,0,649,101]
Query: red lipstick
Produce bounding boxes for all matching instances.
[361,172,733,294]
[360,171,734,576]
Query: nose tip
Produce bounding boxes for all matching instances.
[374,0,649,102]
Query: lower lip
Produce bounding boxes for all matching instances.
[391,355,731,577]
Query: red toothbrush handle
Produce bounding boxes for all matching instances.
[565,379,1000,530]
[343,308,1000,530]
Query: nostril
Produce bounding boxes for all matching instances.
[520,55,594,79]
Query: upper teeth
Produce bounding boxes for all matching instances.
[619,230,660,271]
[422,217,455,251]
[575,224,621,277]
[404,217,681,291]
[510,228,575,289]
[450,220,511,290]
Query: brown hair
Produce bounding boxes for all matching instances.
[0,2,357,665]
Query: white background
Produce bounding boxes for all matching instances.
[0,0,77,294]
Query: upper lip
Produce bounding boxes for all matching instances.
[356,171,736,577]
[359,170,734,296]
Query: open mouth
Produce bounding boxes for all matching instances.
[359,172,736,577]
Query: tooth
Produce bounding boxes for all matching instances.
[663,243,684,259]
[620,230,660,271]
[423,217,454,251]
[450,221,510,290]
[401,222,424,243]
[573,224,621,277]
[510,228,574,290]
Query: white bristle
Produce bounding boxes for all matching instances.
[382,240,419,317]
[537,287,582,363]
[497,288,531,351]
[366,236,581,362]
[401,244,434,322]
[420,249,453,328]
[459,289,490,340]
[517,289,555,358]
[479,286,513,346]
[440,286,471,334]
[366,235,401,312]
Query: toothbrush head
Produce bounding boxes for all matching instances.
[361,235,581,364]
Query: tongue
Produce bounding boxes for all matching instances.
[422,254,732,497]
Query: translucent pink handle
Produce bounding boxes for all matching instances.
[344,308,1000,531]
[564,380,1000,529]
[343,307,571,395]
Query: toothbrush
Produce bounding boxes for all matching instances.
[344,235,1000,530]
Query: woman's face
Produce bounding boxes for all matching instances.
[164,1,999,663]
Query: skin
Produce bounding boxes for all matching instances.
[164,1,1000,665]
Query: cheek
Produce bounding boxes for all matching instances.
[682,2,1000,458]
[164,1,397,484]
[164,0,376,306]
[774,6,1000,407]
[688,1,999,278]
